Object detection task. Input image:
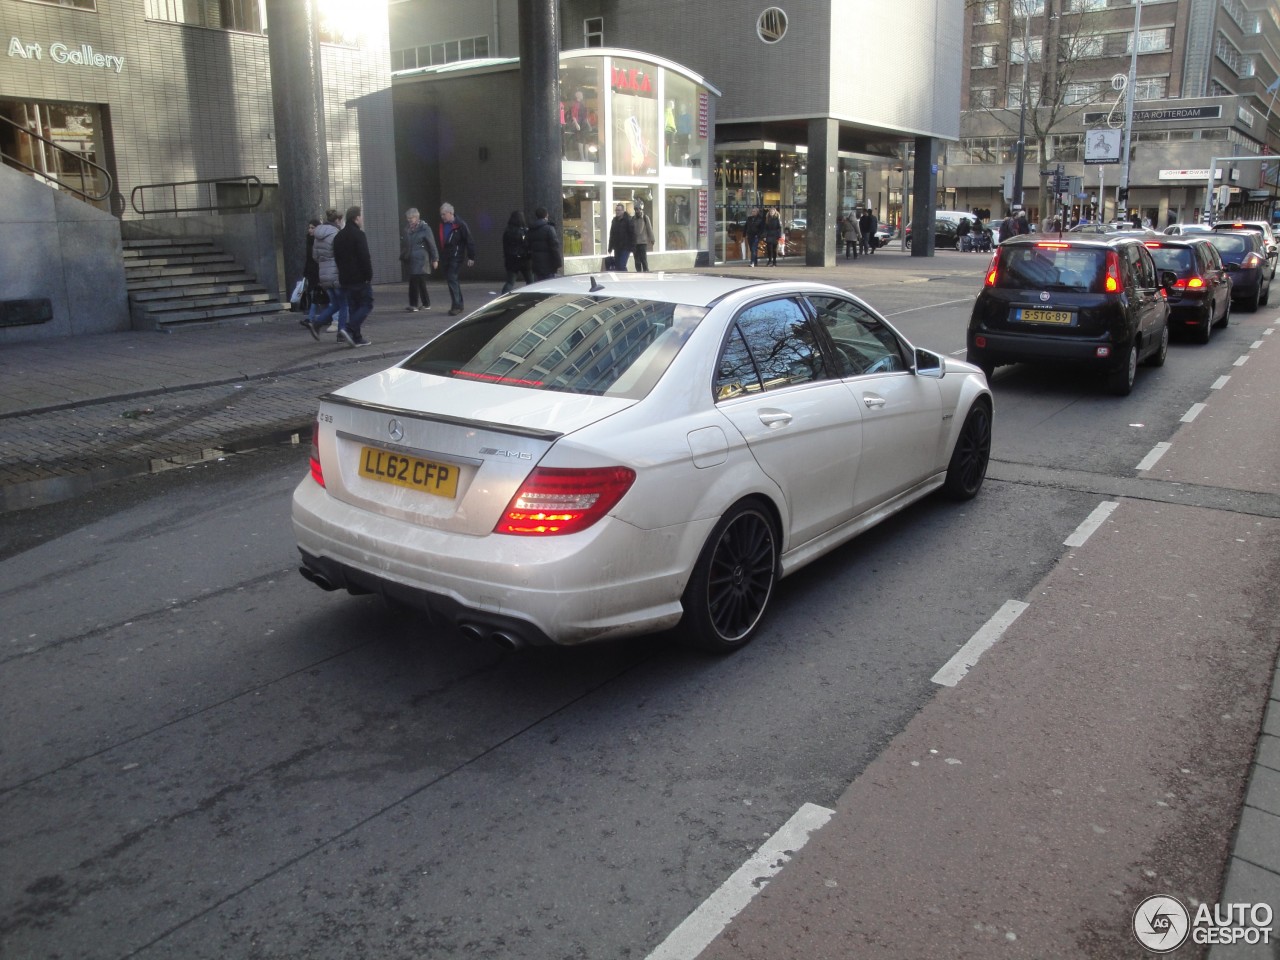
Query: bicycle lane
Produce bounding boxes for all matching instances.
[681,322,1280,958]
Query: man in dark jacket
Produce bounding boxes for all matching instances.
[744,207,763,267]
[332,204,373,346]
[607,202,636,271]
[527,207,563,282]
[438,201,476,315]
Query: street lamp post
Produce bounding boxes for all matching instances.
[1118,0,1143,219]
[1010,0,1033,212]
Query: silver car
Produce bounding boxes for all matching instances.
[293,275,993,653]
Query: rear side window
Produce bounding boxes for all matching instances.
[402,293,706,398]
[715,298,828,400]
[1148,246,1195,275]
[995,245,1105,292]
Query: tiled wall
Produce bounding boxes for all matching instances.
[1,0,399,281]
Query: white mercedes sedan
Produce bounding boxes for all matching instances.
[293,274,992,653]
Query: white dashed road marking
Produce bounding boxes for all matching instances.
[645,803,835,960]
[1136,442,1172,471]
[1065,501,1119,547]
[1211,375,1231,390]
[931,600,1030,687]
[1234,355,1250,367]
[1181,403,1207,423]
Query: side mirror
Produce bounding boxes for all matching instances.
[1159,270,1179,292]
[1223,261,1242,271]
[914,348,944,379]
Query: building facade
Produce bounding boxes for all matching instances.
[951,0,1280,227]
[388,0,963,264]
[1,0,399,314]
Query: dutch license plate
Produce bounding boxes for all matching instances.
[358,446,460,499]
[1017,308,1074,325]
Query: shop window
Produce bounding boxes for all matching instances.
[666,188,696,253]
[610,57,659,177]
[560,61,602,167]
[664,74,703,169]
[562,186,603,260]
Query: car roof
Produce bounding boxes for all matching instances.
[998,234,1145,250]
[518,272,845,308]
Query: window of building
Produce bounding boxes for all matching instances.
[1063,82,1101,105]
[145,0,271,32]
[1127,28,1171,54]
[584,17,604,47]
[1133,77,1167,100]
[1073,34,1105,58]
[972,44,998,68]
[610,56,659,177]
[561,59,603,168]
[1214,33,1243,73]
[975,2,999,24]
[1012,0,1046,15]
[1068,0,1107,11]
[392,36,490,71]
[970,87,997,109]
[17,0,96,9]
[664,73,704,168]
[1011,36,1043,64]
[1007,83,1042,109]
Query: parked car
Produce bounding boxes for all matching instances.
[1204,230,1273,312]
[294,275,993,653]
[967,235,1172,396]
[1211,220,1278,279]
[1141,237,1232,343]
[1162,223,1211,237]
[874,223,896,247]
[1067,222,1120,234]
[906,211,981,249]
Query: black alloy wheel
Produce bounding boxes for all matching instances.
[943,401,992,500]
[683,501,777,654]
[1146,323,1169,367]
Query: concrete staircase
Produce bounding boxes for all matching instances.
[123,238,286,331]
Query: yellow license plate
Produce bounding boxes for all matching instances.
[1019,308,1074,325]
[358,446,460,499]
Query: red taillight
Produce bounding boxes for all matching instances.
[309,419,325,487]
[1104,250,1122,293]
[1185,277,1204,289]
[984,251,1000,286]
[494,466,636,536]
[1243,252,1265,269]
[1036,242,1070,249]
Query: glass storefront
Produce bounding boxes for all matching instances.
[559,51,716,270]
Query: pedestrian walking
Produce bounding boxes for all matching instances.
[307,207,347,341]
[400,207,438,311]
[842,211,860,260]
[859,209,878,255]
[957,216,972,252]
[527,206,563,282]
[763,207,782,265]
[332,204,373,346]
[500,210,533,293]
[607,202,636,271]
[744,207,763,266]
[438,202,476,316]
[298,218,324,331]
[633,201,655,272]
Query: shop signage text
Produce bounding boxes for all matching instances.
[611,67,653,95]
[7,36,125,74]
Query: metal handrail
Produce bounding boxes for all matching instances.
[130,175,264,216]
[0,114,113,203]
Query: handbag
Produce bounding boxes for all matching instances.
[289,278,305,306]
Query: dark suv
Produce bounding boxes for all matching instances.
[967,235,1172,396]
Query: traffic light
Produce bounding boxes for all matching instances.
[1118,188,1129,205]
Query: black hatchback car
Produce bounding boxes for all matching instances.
[1142,237,1231,343]
[967,235,1172,396]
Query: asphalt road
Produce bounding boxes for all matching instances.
[1,260,1275,959]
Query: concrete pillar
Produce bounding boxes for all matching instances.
[806,117,839,268]
[265,0,330,292]
[518,0,562,227]
[910,136,938,257]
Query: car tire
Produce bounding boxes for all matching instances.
[1194,313,1212,344]
[681,500,778,654]
[1146,323,1169,367]
[1262,281,1271,307]
[943,400,992,501]
[1217,298,1230,328]
[1108,343,1138,396]
[1242,292,1260,313]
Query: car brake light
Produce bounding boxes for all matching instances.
[309,419,325,487]
[1185,277,1204,289]
[1105,250,1122,293]
[1143,241,1162,249]
[984,251,999,286]
[1036,242,1069,249]
[1243,252,1264,269]
[494,466,636,536]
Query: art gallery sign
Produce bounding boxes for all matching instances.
[7,35,125,74]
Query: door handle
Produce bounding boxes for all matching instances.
[758,410,792,426]
[862,394,887,408]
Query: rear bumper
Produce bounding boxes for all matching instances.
[967,329,1129,370]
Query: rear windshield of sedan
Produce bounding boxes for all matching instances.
[401,292,707,398]
[995,245,1106,292]
[1147,246,1195,275]
[1206,234,1254,259]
